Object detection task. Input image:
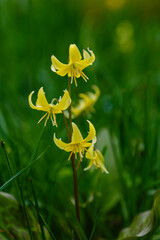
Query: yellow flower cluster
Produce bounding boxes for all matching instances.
[28,44,108,174]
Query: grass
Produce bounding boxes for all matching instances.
[0,0,160,239]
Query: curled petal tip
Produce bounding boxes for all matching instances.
[51,65,56,72]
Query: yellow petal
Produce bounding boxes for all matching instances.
[71,122,83,143]
[86,146,94,159]
[76,49,95,70]
[54,90,71,111]
[54,133,72,152]
[36,87,49,109]
[79,93,89,101]
[83,120,96,143]
[83,49,90,59]
[92,136,97,144]
[82,142,92,148]
[92,85,100,99]
[28,91,44,111]
[69,44,82,63]
[56,67,70,77]
[84,160,93,171]
[51,55,68,71]
[96,150,109,174]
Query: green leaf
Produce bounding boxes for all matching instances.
[0,192,52,240]
[117,191,160,240]
[0,147,49,192]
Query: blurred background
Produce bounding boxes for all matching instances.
[0,0,160,239]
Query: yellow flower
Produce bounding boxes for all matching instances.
[84,146,109,174]
[72,85,100,118]
[54,120,96,161]
[28,87,71,127]
[51,44,95,86]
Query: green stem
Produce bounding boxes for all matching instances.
[68,77,80,223]
[62,112,70,140]
[68,77,72,140]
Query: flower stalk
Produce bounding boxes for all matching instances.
[68,78,80,222]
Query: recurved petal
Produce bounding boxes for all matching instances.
[83,120,96,143]
[79,93,89,101]
[28,91,44,111]
[36,87,49,109]
[82,142,92,148]
[86,146,94,159]
[83,49,90,59]
[54,133,71,151]
[92,85,100,98]
[77,49,95,70]
[51,55,68,71]
[84,160,93,171]
[54,90,71,111]
[69,44,82,63]
[71,122,83,143]
[56,66,70,76]
[96,150,109,174]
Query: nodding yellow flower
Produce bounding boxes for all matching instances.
[28,87,71,127]
[72,85,100,118]
[84,146,109,174]
[51,44,95,87]
[54,120,96,162]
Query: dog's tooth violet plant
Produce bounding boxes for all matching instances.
[28,44,108,227]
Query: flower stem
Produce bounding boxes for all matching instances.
[68,77,80,222]
[68,77,72,140]
[62,112,70,141]
[71,154,80,222]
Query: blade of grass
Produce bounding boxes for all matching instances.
[0,147,49,192]
[19,184,33,240]
[30,178,46,240]
[1,139,21,203]
[26,127,45,176]
[29,200,57,240]
[39,212,57,240]
[89,209,102,240]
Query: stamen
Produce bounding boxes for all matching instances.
[74,76,77,87]
[79,69,88,82]
[38,113,47,124]
[44,113,50,126]
[71,71,73,84]
[50,115,55,126]
[68,151,73,160]
[52,113,57,127]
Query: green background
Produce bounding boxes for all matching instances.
[0,0,160,239]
